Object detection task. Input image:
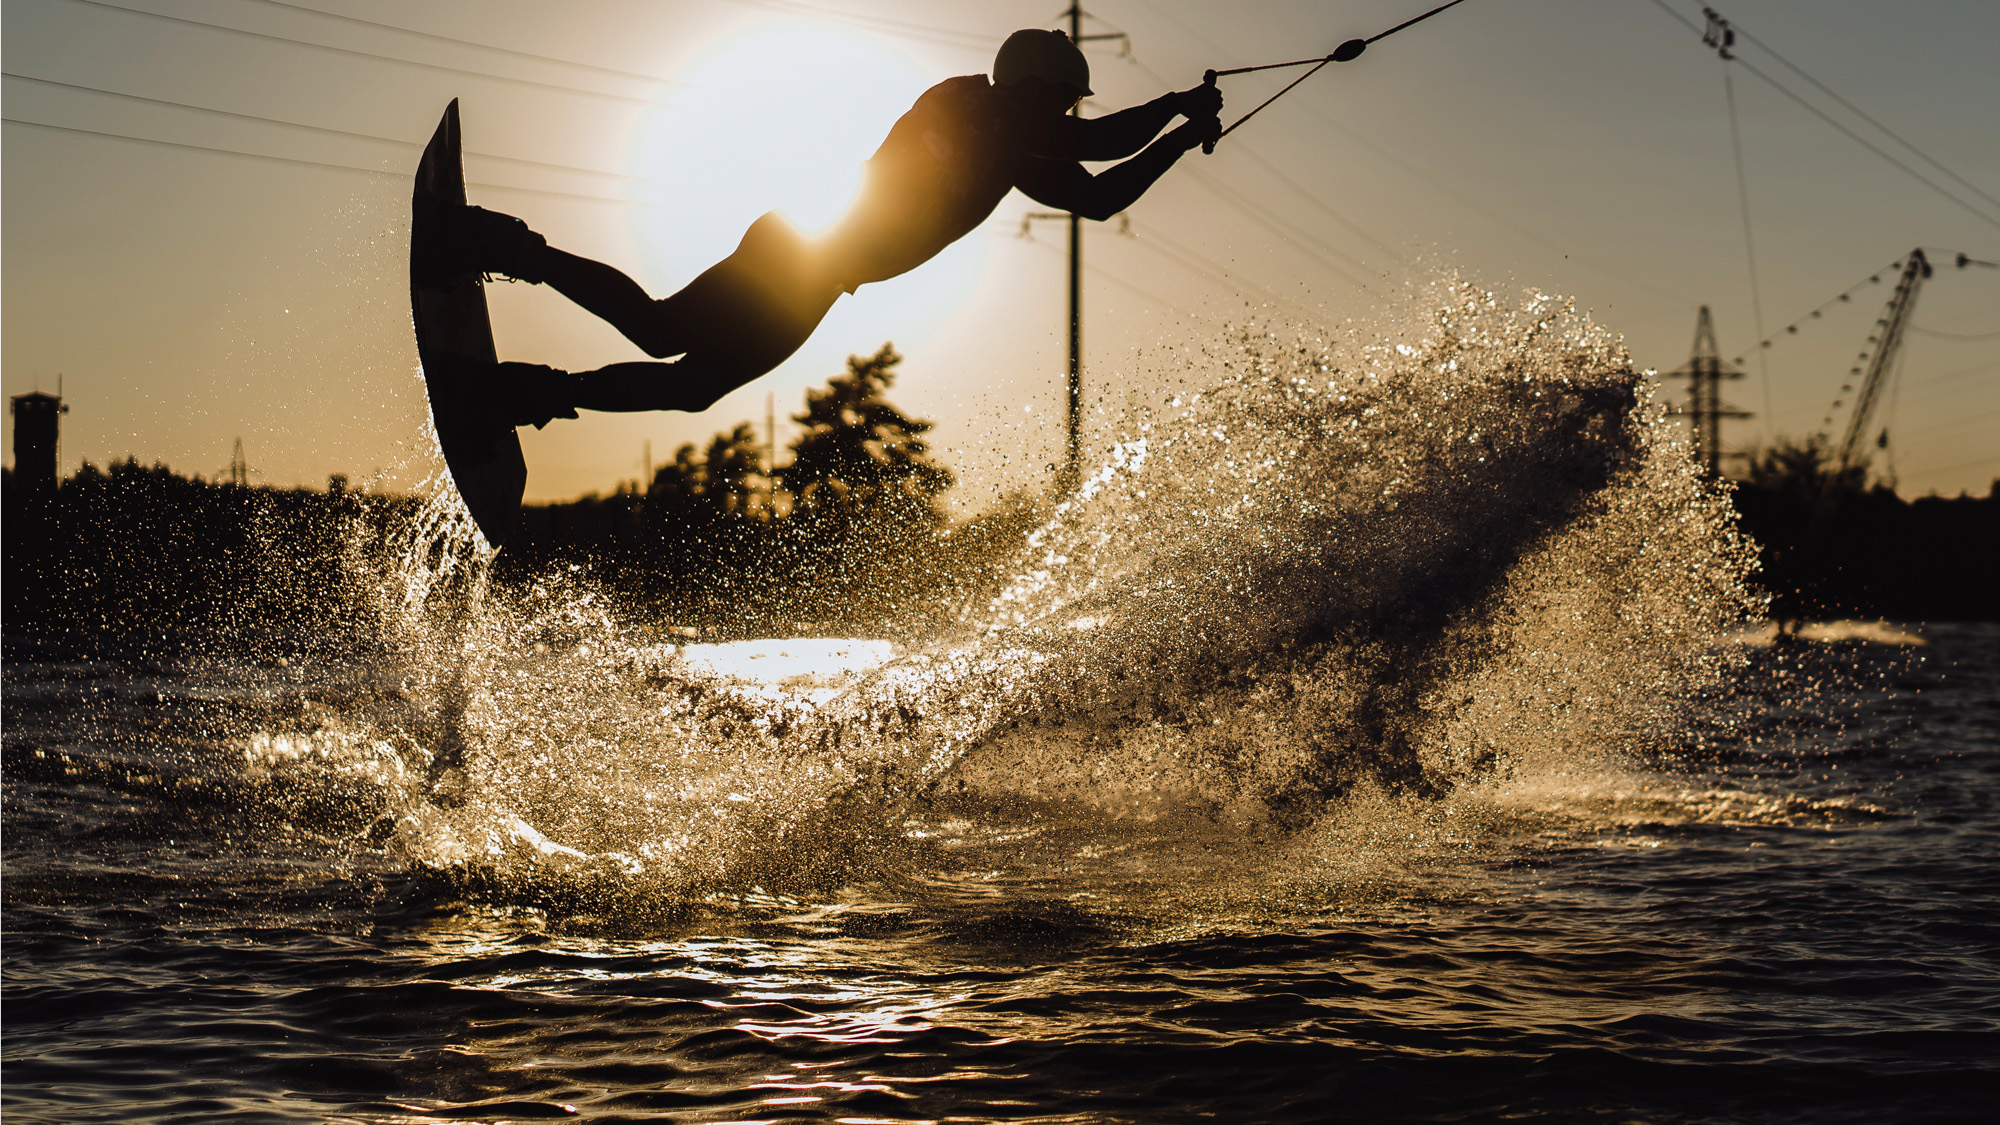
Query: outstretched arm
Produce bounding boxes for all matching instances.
[1013,117,1217,221]
[1030,84,1225,162]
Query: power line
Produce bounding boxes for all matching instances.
[1182,167,1371,289]
[234,0,680,86]
[1904,359,2000,389]
[1640,0,2000,231]
[1017,232,1197,320]
[1893,404,2000,438]
[1729,54,2000,232]
[1117,49,1396,263]
[1283,97,1687,304]
[1129,0,1246,69]
[3,72,643,182]
[54,0,658,106]
[714,0,996,51]
[988,210,1208,318]
[1722,62,1774,438]
[2,116,641,205]
[1226,143,1401,260]
[1640,1,1703,40]
[7,114,398,176]
[1910,326,2000,341]
[1901,452,2000,481]
[1123,23,1685,305]
[1127,219,1326,323]
[1725,21,2000,215]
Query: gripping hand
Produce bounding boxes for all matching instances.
[1174,82,1223,121]
[1169,113,1223,153]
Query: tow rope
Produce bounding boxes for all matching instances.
[1201,0,1477,153]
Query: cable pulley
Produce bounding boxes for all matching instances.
[1199,0,1476,153]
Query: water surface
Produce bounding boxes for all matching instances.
[7,284,1994,1122]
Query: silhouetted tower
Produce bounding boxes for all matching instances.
[228,437,250,488]
[1662,306,1750,476]
[8,388,69,625]
[10,390,68,497]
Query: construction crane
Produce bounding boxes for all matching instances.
[1744,249,1992,504]
[1821,248,1929,490]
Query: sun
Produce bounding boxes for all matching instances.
[629,21,943,278]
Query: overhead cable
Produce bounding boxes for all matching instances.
[1227,144,1401,259]
[1902,452,2000,480]
[1194,0,1479,151]
[55,0,657,105]
[1111,43,1376,286]
[1126,220,1327,322]
[2,116,641,205]
[1722,62,1774,433]
[1124,20,1684,304]
[1183,167,1373,288]
[235,0,680,86]
[1642,0,2000,231]
[1017,233,1197,320]
[1725,21,2000,215]
[1905,360,2000,389]
[2,72,642,181]
[717,0,995,51]
[1910,326,2000,341]
[1729,54,2000,231]
[1894,405,2000,437]
[1120,51,1396,263]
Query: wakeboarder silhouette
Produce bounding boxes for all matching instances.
[419,29,1222,430]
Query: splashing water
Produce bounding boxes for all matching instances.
[325,277,1755,911]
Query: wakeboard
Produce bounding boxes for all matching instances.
[411,99,525,550]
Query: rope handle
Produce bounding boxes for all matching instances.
[1201,70,1218,155]
[1196,0,1476,153]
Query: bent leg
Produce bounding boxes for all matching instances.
[527,211,845,367]
[535,250,687,358]
[571,359,746,415]
[490,357,740,429]
[502,211,847,419]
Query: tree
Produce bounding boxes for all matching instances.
[1744,435,1868,509]
[646,425,767,529]
[646,442,706,521]
[702,423,769,522]
[778,343,952,529]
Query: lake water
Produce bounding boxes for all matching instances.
[7,283,1995,1122]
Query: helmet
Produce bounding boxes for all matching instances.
[993,29,1092,96]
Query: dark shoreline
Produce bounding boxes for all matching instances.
[5,461,1996,638]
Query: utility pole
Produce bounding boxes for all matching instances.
[1662,306,1751,477]
[764,390,779,513]
[1028,5,1124,493]
[1062,3,1085,494]
[1022,208,1083,491]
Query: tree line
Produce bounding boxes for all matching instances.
[2,344,1039,644]
[4,346,1994,645]
[1730,437,1997,625]
[495,343,1036,633]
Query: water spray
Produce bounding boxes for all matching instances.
[1200,0,1478,154]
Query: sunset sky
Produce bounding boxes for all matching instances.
[6,0,1997,503]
